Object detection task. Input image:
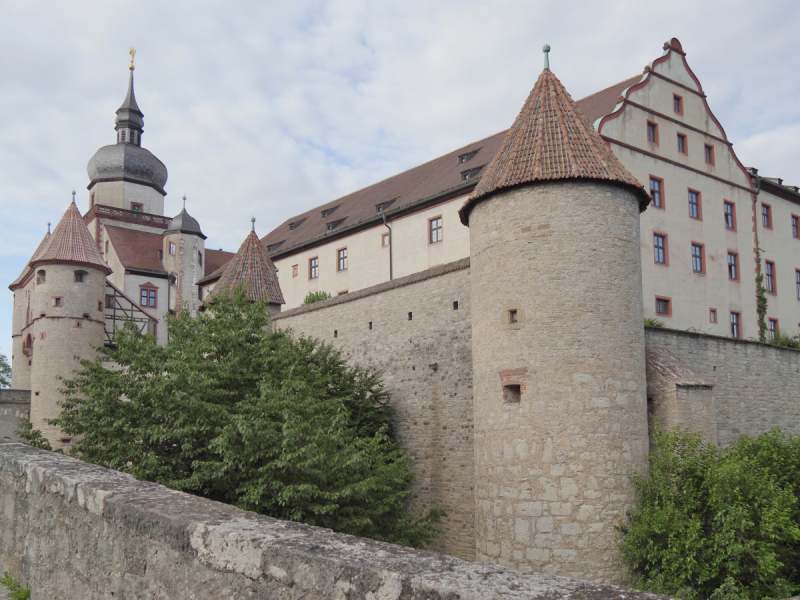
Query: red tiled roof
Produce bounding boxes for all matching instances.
[574,75,641,125]
[9,232,51,290]
[104,225,166,274]
[205,248,234,277]
[33,203,111,274]
[645,348,713,386]
[459,69,649,225]
[212,230,285,304]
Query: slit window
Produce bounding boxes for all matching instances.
[369,322,373,330]
[673,94,683,114]
[509,309,518,324]
[709,308,717,323]
[408,312,413,321]
[453,301,459,310]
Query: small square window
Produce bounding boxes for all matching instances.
[54,297,62,307]
[656,297,671,316]
[131,203,143,213]
[74,272,84,283]
[709,309,717,324]
[503,384,521,404]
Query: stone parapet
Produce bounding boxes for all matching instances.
[0,444,667,600]
[0,390,30,444]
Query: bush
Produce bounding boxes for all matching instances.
[302,290,332,305]
[767,330,800,350]
[618,426,800,599]
[644,317,665,328]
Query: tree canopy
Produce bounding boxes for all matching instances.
[0,353,10,388]
[53,286,445,548]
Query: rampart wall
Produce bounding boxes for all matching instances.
[0,443,665,600]
[644,327,800,447]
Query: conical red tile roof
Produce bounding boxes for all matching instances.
[9,231,51,290]
[213,229,285,304]
[32,202,111,274]
[459,69,649,225]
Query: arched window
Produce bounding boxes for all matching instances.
[23,334,33,357]
[74,270,88,283]
[36,270,46,284]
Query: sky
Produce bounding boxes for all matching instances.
[1,0,799,361]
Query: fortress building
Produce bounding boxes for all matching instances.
[4,38,800,584]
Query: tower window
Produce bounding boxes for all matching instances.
[509,309,518,324]
[54,297,63,307]
[131,203,143,213]
[198,251,203,267]
[453,301,459,310]
[91,193,95,207]
[74,270,87,283]
[503,384,521,404]
[408,312,413,321]
[121,131,126,142]
[36,270,46,284]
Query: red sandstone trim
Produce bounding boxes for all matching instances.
[649,175,665,210]
[655,295,673,317]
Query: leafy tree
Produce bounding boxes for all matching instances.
[618,425,800,599]
[15,419,54,451]
[53,286,446,548]
[302,290,332,305]
[0,353,10,388]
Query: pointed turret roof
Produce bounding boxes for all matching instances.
[116,70,144,133]
[212,220,285,304]
[32,200,112,274]
[459,61,649,225]
[165,198,206,239]
[9,230,52,290]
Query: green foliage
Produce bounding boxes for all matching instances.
[301,290,332,305]
[54,286,446,548]
[767,330,800,350]
[0,572,30,600]
[14,419,54,452]
[644,317,665,328]
[0,353,10,388]
[755,244,768,343]
[618,425,800,599]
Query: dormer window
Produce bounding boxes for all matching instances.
[289,219,306,231]
[267,241,284,253]
[321,206,339,218]
[376,199,395,214]
[461,167,482,181]
[458,151,477,164]
[326,219,345,232]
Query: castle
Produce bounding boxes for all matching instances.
[4,38,800,585]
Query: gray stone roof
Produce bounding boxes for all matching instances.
[87,143,168,194]
[115,71,144,132]
[165,207,205,239]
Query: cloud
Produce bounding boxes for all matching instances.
[1,0,799,359]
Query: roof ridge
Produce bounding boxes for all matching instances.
[575,74,641,103]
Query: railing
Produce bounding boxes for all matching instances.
[90,205,172,228]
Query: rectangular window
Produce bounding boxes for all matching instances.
[762,203,772,228]
[724,201,736,230]
[792,215,799,238]
[796,269,800,299]
[688,189,701,219]
[54,297,62,307]
[768,318,778,340]
[691,243,704,273]
[709,308,717,323]
[654,234,667,264]
[704,144,715,165]
[730,311,741,339]
[309,257,319,279]
[292,264,298,278]
[647,121,658,144]
[429,216,443,244]
[649,176,663,208]
[728,252,739,281]
[105,240,109,254]
[337,248,348,271]
[673,94,683,115]
[766,260,776,293]
[141,289,148,306]
[677,133,687,154]
[131,203,143,213]
[382,232,390,247]
[169,242,176,255]
[198,252,202,267]
[655,296,671,316]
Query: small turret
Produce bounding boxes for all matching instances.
[162,196,206,316]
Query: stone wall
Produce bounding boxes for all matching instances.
[0,444,666,600]
[0,390,30,443]
[273,259,475,561]
[645,327,800,447]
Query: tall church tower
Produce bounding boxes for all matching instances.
[26,197,111,449]
[459,47,651,583]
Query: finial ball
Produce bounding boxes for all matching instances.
[543,44,550,53]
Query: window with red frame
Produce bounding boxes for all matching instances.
[704,144,715,165]
[728,252,739,281]
[709,308,717,323]
[768,319,778,339]
[762,203,772,228]
[793,215,799,238]
[691,243,704,273]
[724,201,736,230]
[688,190,701,219]
[140,288,156,308]
[656,297,671,316]
[654,234,667,264]
[647,121,658,143]
[796,269,800,299]
[673,95,683,114]
[730,311,741,339]
[649,177,663,208]
[677,134,687,154]
[766,260,776,293]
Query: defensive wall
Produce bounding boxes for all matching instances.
[0,443,667,600]
[0,390,30,444]
[274,258,800,564]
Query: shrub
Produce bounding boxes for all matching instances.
[302,290,332,305]
[767,330,800,350]
[644,317,665,328]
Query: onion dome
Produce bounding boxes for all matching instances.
[86,61,168,195]
[212,217,285,304]
[459,45,649,225]
[164,196,206,239]
[31,196,112,274]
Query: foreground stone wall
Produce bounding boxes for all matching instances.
[0,390,30,443]
[273,259,475,561]
[645,327,800,447]
[0,444,666,600]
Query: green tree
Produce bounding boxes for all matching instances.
[0,353,10,388]
[301,290,332,305]
[53,286,445,548]
[618,425,800,599]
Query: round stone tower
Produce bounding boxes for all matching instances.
[27,197,111,449]
[459,49,651,583]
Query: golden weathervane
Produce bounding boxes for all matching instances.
[129,47,136,71]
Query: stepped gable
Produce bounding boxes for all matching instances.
[459,68,650,225]
[32,202,112,274]
[213,227,284,304]
[9,231,51,290]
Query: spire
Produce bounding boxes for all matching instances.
[543,44,550,70]
[251,216,255,232]
[212,227,285,305]
[47,221,51,234]
[71,190,76,204]
[115,49,144,143]
[32,202,111,274]
[459,64,650,225]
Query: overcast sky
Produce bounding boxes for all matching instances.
[1,0,799,360]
